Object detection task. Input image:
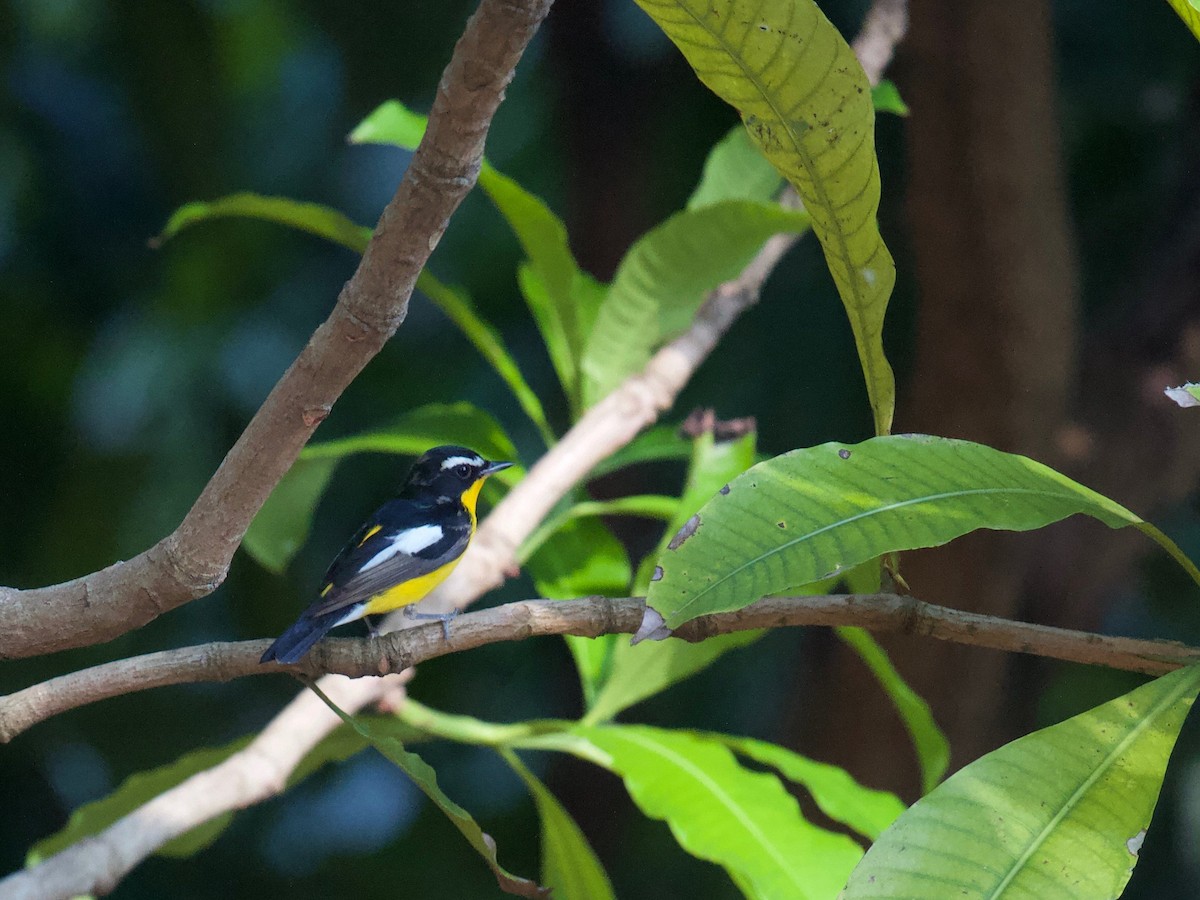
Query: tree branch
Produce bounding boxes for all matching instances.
[0,0,555,661]
[4,593,1196,744]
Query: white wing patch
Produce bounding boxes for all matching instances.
[359,524,444,571]
[440,455,482,470]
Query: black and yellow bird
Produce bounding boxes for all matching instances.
[260,445,512,664]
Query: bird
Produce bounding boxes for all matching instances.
[260,445,513,664]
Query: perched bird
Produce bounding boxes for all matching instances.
[260,445,512,664]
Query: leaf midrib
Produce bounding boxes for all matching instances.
[665,486,1135,623]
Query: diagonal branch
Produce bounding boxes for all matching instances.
[2,593,1197,744]
[0,0,555,661]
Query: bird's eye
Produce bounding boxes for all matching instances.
[455,464,472,478]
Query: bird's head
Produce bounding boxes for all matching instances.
[402,445,513,503]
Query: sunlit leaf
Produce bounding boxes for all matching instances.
[717,734,905,841]
[634,0,897,434]
[243,403,520,573]
[502,750,616,900]
[843,665,1200,898]
[870,80,909,116]
[646,435,1200,629]
[581,201,809,407]
[1164,382,1200,408]
[1166,0,1200,41]
[519,725,862,899]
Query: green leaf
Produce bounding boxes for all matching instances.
[243,403,519,573]
[352,99,598,413]
[1167,0,1200,41]
[152,192,371,253]
[581,201,810,407]
[718,735,905,841]
[634,0,897,434]
[646,435,1200,629]
[26,726,370,866]
[309,696,547,898]
[1164,382,1200,408]
[843,665,1200,898]
[243,457,340,575]
[587,424,693,478]
[501,750,616,900]
[584,428,764,724]
[524,515,632,707]
[688,126,784,210]
[870,80,909,116]
[415,272,555,445]
[348,98,429,149]
[835,627,949,794]
[519,725,863,899]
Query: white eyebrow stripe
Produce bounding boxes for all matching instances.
[440,455,482,470]
[359,524,444,571]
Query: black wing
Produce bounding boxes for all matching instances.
[304,499,468,619]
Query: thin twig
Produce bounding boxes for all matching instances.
[3,593,1195,744]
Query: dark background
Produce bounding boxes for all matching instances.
[2,0,1199,896]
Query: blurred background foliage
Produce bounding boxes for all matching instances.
[1,0,1199,896]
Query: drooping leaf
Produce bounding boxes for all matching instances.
[835,627,949,794]
[524,515,632,707]
[518,725,862,899]
[152,192,371,253]
[581,201,810,407]
[243,403,520,573]
[843,665,1200,898]
[310,691,548,897]
[646,435,1200,628]
[634,0,897,434]
[1166,0,1200,41]
[584,429,763,724]
[717,735,905,841]
[501,750,616,900]
[688,126,785,210]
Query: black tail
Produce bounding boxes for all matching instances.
[261,612,341,664]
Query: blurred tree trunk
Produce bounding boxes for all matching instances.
[805,0,1082,795]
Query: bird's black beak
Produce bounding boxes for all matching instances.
[482,460,514,477]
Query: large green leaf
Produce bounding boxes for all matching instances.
[645,435,1200,629]
[519,725,862,899]
[309,693,547,897]
[584,429,763,724]
[688,126,784,210]
[501,750,616,900]
[717,735,905,841]
[843,665,1200,898]
[835,626,949,794]
[581,201,809,407]
[634,0,897,434]
[243,402,519,573]
[1167,0,1200,40]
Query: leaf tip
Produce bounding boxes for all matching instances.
[1165,384,1200,408]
